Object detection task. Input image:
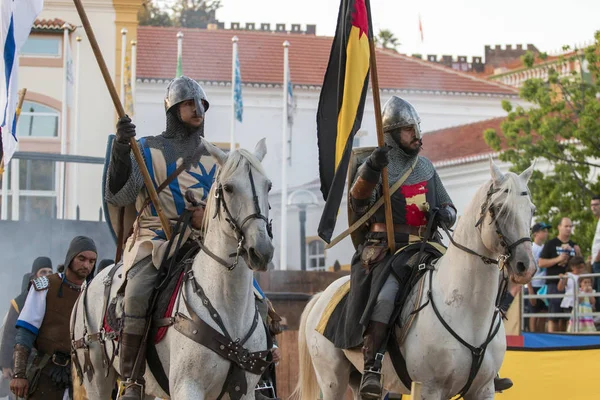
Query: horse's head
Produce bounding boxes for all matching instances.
[202,138,274,272]
[477,159,537,284]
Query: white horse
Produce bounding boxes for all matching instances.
[72,139,274,399]
[293,160,537,400]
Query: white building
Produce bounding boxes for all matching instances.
[2,8,529,271]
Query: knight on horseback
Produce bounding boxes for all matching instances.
[104,76,281,400]
[105,76,217,399]
[341,96,456,399]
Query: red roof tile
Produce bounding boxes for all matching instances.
[420,117,505,164]
[137,27,518,96]
[33,19,75,32]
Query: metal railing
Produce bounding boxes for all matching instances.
[521,273,600,333]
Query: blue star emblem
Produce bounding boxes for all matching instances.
[187,162,216,200]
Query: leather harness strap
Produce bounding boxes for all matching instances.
[370,223,427,237]
[326,157,418,249]
[167,264,272,400]
[71,263,121,382]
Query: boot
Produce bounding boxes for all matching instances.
[119,333,146,400]
[494,375,513,392]
[359,321,389,400]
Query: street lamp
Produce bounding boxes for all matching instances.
[288,189,319,271]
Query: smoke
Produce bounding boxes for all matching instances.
[0,220,115,309]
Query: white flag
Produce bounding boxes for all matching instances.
[1,0,44,168]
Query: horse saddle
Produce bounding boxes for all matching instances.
[103,242,200,344]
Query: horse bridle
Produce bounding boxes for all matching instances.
[203,164,273,270]
[441,183,531,268]
[426,183,532,398]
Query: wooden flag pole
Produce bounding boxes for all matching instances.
[73,0,172,240]
[368,39,396,254]
[15,88,28,122]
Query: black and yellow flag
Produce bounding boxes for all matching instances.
[317,0,372,242]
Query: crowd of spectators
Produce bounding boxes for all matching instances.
[523,195,600,333]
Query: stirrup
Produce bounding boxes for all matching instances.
[117,379,145,399]
[369,352,385,373]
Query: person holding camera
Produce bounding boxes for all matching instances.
[538,218,582,332]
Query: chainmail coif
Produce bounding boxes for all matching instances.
[382,131,435,186]
[105,108,206,207]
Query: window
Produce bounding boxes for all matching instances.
[307,240,326,271]
[1,159,56,221]
[19,159,56,191]
[19,196,56,221]
[17,101,59,137]
[21,37,61,57]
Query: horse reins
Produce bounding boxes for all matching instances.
[422,184,531,398]
[199,163,273,271]
[440,183,532,267]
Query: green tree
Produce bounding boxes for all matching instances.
[138,0,173,26]
[173,0,221,29]
[484,31,600,254]
[377,29,400,51]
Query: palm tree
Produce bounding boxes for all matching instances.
[377,29,400,51]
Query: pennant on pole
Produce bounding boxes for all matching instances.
[1,0,44,170]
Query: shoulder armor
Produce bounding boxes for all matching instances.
[32,276,50,291]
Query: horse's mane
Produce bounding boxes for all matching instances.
[483,172,526,224]
[202,149,266,233]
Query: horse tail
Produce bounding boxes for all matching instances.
[290,293,322,400]
[72,364,89,400]
[70,291,89,400]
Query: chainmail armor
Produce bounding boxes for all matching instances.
[105,109,205,207]
[365,132,437,206]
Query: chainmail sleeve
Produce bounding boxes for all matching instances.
[433,171,453,207]
[105,141,145,207]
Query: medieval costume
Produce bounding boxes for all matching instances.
[104,76,214,400]
[322,96,456,399]
[105,76,281,400]
[0,257,52,379]
[12,237,96,400]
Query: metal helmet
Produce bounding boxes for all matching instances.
[381,96,421,139]
[164,76,210,116]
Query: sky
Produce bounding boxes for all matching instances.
[213,0,599,59]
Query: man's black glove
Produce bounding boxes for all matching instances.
[366,146,390,171]
[435,205,457,227]
[115,115,136,145]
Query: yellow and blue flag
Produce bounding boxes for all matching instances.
[317,0,372,242]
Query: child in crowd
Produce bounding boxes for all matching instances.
[558,256,587,315]
[567,277,597,333]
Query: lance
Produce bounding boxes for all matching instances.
[72,0,172,242]
[368,39,395,254]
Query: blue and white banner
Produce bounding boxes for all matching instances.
[233,49,243,122]
[1,0,44,168]
[286,63,294,125]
